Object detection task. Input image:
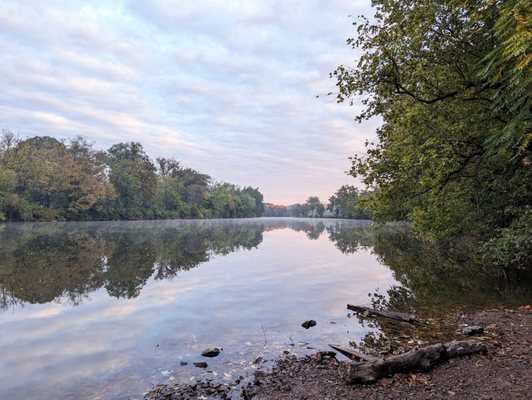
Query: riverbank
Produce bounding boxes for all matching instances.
[145,306,531,399]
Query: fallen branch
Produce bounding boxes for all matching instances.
[343,340,487,384]
[329,344,377,362]
[347,304,418,323]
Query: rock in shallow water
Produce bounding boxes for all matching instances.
[193,362,208,368]
[302,320,317,329]
[201,347,221,357]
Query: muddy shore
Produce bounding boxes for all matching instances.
[145,307,531,399]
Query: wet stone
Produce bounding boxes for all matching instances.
[193,362,208,368]
[302,320,317,329]
[201,347,221,357]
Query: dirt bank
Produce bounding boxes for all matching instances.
[145,307,531,400]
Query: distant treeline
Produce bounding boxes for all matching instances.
[263,186,372,219]
[0,131,264,221]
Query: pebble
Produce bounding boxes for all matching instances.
[202,347,221,357]
[194,362,208,368]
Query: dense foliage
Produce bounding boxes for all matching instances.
[263,196,326,217]
[290,196,326,217]
[333,0,531,268]
[327,185,373,219]
[0,132,264,221]
[263,190,372,220]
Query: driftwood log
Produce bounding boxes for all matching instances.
[329,344,377,362]
[343,340,487,384]
[347,304,418,323]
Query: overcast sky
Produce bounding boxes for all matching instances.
[0,0,378,205]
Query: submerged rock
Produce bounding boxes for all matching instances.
[302,320,317,329]
[201,347,221,357]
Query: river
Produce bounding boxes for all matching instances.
[0,218,529,399]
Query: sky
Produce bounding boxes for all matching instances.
[0,0,379,205]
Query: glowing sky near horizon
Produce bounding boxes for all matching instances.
[0,0,378,204]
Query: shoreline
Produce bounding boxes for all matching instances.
[145,306,531,399]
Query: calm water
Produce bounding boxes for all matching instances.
[0,218,530,399]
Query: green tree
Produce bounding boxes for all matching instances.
[328,185,372,219]
[206,184,264,218]
[0,168,17,221]
[156,157,181,177]
[208,183,237,218]
[478,0,531,155]
[0,168,16,192]
[333,0,531,265]
[305,196,325,217]
[155,175,185,215]
[0,133,265,222]
[107,142,157,215]
[241,186,264,217]
[65,136,115,217]
[2,136,112,220]
[174,168,210,206]
[6,136,70,210]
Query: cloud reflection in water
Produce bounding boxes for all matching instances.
[0,219,395,399]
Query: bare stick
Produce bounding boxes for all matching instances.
[347,304,418,323]
[261,324,267,346]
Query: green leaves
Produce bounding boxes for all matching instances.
[328,185,372,219]
[0,133,265,221]
[481,0,531,155]
[334,0,531,267]
[207,184,263,218]
[305,196,325,218]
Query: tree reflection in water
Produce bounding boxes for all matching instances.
[1,220,530,314]
[328,223,532,354]
[0,220,265,310]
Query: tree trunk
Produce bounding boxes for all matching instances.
[343,340,487,384]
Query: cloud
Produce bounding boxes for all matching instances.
[0,0,377,204]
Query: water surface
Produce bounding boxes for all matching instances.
[0,218,529,399]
